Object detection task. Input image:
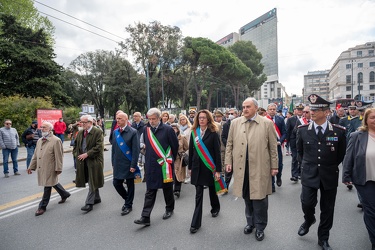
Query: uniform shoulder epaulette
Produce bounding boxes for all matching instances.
[332,124,346,130]
[297,124,309,129]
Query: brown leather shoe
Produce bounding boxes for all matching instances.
[35,208,45,216]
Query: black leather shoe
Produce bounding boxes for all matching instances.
[35,208,46,216]
[244,225,254,234]
[211,211,220,217]
[58,193,71,204]
[174,191,180,198]
[255,229,264,241]
[357,203,363,208]
[272,186,276,193]
[134,217,150,226]
[290,177,298,182]
[276,178,282,187]
[298,218,316,236]
[81,204,93,212]
[163,211,173,220]
[121,207,132,216]
[347,184,353,190]
[190,227,199,233]
[318,240,332,250]
[94,199,101,204]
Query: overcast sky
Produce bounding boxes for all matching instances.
[35,0,375,96]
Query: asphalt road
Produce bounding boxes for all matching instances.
[0,150,371,250]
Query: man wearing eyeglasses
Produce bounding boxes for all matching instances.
[74,115,104,213]
[0,119,20,178]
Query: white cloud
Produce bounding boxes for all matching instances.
[35,0,375,96]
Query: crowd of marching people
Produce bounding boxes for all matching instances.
[1,94,375,250]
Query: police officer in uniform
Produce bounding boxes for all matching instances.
[296,94,346,250]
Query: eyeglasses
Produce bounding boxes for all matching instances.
[40,126,47,128]
[198,117,207,120]
[80,121,89,124]
[303,111,310,113]
[5,123,11,125]
[229,113,234,115]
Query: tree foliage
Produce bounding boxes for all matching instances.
[0,14,70,106]
[0,95,53,137]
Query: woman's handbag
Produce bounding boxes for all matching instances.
[181,152,189,167]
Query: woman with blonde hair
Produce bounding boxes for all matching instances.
[161,111,170,125]
[188,109,223,233]
[343,108,375,249]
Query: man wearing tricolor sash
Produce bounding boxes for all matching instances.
[266,103,287,192]
[111,112,140,216]
[225,97,278,242]
[134,108,178,226]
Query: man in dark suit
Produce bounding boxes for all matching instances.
[286,103,305,182]
[134,108,179,226]
[296,94,346,250]
[111,112,140,216]
[131,112,145,136]
[74,115,104,213]
[266,103,287,192]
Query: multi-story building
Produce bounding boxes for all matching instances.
[303,70,330,102]
[329,42,375,101]
[216,8,280,108]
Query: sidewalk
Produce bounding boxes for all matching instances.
[0,130,111,166]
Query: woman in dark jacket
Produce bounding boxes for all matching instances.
[343,108,375,249]
[188,109,221,233]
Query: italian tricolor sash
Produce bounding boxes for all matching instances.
[147,127,173,183]
[266,115,281,140]
[191,128,227,194]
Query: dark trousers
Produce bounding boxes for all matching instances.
[173,172,182,192]
[290,141,300,178]
[113,178,134,208]
[191,185,220,229]
[301,184,337,241]
[39,183,70,209]
[141,185,174,218]
[356,181,375,244]
[86,187,100,205]
[244,196,268,231]
[272,145,283,186]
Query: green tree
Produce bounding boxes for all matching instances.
[0,14,70,106]
[0,95,53,139]
[0,0,54,38]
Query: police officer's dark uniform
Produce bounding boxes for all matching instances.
[296,94,346,250]
[285,103,304,182]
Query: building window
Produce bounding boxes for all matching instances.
[358,72,363,84]
[346,75,351,83]
[346,94,352,98]
[357,51,362,57]
[370,71,375,82]
[369,50,374,56]
[346,64,351,69]
[370,85,375,90]
[346,86,351,91]
[358,63,363,68]
[370,62,375,67]
[358,85,363,91]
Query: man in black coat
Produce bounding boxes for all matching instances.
[296,94,346,250]
[131,112,145,136]
[134,108,178,226]
[111,112,140,216]
[286,104,304,182]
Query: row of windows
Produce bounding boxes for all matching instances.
[346,85,375,91]
[346,62,375,68]
[345,72,375,83]
[357,50,374,57]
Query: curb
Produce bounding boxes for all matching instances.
[0,142,111,166]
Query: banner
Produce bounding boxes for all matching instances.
[36,109,63,128]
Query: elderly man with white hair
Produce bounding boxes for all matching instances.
[74,114,104,213]
[27,122,71,216]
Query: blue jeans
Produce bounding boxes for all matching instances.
[26,145,36,168]
[2,148,19,174]
[56,134,64,143]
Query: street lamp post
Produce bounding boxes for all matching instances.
[146,63,150,111]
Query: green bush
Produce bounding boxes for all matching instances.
[63,106,82,126]
[0,95,53,141]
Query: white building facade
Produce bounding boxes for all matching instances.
[329,42,375,101]
[303,70,330,103]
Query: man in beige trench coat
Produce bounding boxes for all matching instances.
[225,97,278,241]
[28,122,71,216]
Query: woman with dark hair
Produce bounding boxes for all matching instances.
[343,107,375,249]
[188,109,224,233]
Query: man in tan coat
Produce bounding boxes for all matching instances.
[225,97,278,241]
[28,122,71,216]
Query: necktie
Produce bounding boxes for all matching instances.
[119,128,123,133]
[84,130,88,138]
[151,127,156,133]
[317,126,324,140]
